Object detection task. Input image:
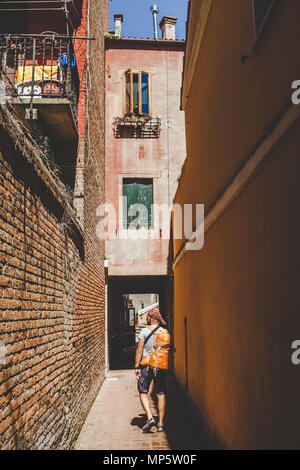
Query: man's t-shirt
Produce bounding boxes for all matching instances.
[138,326,165,358]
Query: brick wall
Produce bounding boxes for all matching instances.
[0,0,108,450]
[84,0,108,249]
[74,0,88,224]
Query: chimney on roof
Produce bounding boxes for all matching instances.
[114,14,123,37]
[151,5,159,40]
[159,16,177,40]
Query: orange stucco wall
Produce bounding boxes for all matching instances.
[173,0,300,449]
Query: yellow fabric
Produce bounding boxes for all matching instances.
[16,65,58,84]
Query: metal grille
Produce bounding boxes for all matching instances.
[113,116,161,139]
[0,33,79,121]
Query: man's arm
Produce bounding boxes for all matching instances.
[134,339,144,379]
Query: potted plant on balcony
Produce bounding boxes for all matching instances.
[41,79,65,96]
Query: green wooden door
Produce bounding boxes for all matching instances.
[123,178,153,229]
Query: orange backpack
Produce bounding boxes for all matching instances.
[149,328,172,371]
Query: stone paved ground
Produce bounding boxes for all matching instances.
[75,370,221,450]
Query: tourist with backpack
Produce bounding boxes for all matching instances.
[134,310,172,433]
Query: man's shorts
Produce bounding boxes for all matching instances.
[137,365,167,395]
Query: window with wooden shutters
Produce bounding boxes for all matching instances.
[124,70,151,116]
[252,0,274,38]
[123,178,153,229]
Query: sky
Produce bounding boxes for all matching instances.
[108,0,188,40]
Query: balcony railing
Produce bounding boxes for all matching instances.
[0,33,79,122]
[113,116,161,139]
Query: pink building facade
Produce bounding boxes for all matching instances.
[105,18,186,277]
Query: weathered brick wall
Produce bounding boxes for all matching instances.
[68,0,109,447]
[74,0,88,225]
[84,0,108,251]
[0,0,108,450]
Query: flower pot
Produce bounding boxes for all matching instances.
[41,79,64,96]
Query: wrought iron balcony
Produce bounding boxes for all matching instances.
[113,116,161,139]
[0,33,79,141]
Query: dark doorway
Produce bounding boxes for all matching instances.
[108,276,173,370]
[119,292,160,368]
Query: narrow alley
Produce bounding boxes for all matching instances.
[1,0,300,453]
[75,370,219,451]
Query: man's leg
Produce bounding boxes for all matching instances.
[154,370,167,427]
[138,367,155,430]
[139,393,153,420]
[156,393,166,426]
[148,378,154,395]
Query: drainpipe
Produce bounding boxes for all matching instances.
[151,4,159,40]
[104,259,109,376]
[86,0,90,84]
[166,50,170,207]
[63,0,70,35]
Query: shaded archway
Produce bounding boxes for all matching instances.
[108,275,173,370]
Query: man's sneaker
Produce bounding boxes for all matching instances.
[142,417,156,432]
